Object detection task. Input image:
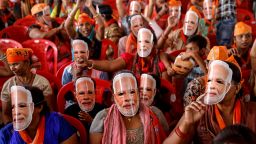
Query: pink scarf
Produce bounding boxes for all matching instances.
[102,104,165,144]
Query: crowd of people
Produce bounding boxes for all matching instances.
[0,0,256,143]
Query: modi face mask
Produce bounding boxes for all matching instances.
[137,28,154,58]
[172,54,195,75]
[75,77,96,112]
[11,86,34,131]
[183,10,199,36]
[197,60,232,105]
[169,6,181,19]
[129,1,141,15]
[140,74,156,106]
[203,0,214,20]
[113,73,139,117]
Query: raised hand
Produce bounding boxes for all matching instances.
[78,111,93,123]
[184,101,206,125]
[85,0,93,8]
[167,15,179,28]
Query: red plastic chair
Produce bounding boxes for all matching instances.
[14,16,36,27]
[56,61,72,85]
[0,25,30,43]
[100,39,118,60]
[61,114,87,144]
[236,9,255,24]
[0,39,23,52]
[22,39,58,74]
[57,79,111,113]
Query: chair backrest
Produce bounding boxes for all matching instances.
[57,79,111,113]
[36,70,62,111]
[237,8,255,24]
[100,39,118,60]
[0,39,23,52]
[13,16,36,27]
[56,61,73,86]
[61,114,87,144]
[0,25,30,43]
[22,39,58,74]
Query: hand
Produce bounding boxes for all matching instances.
[228,48,240,57]
[78,111,93,123]
[167,65,176,76]
[167,15,179,28]
[250,39,256,57]
[76,0,85,7]
[184,101,206,125]
[158,4,168,16]
[30,55,41,69]
[85,0,93,8]
[180,52,194,60]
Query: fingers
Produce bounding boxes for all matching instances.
[186,101,205,112]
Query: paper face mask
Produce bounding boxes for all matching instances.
[11,86,34,131]
[172,54,195,75]
[129,1,141,15]
[137,28,154,58]
[183,10,198,36]
[75,77,96,112]
[169,6,181,19]
[197,60,232,105]
[203,0,214,20]
[113,73,139,117]
[140,74,156,106]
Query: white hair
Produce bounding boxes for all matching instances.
[209,60,233,83]
[185,10,199,23]
[137,28,153,43]
[130,1,141,12]
[141,74,156,89]
[11,86,32,103]
[72,39,89,51]
[75,77,95,92]
[113,73,137,94]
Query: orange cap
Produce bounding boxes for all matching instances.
[78,13,95,25]
[207,46,229,60]
[168,0,182,7]
[189,6,202,18]
[234,22,252,36]
[225,55,242,78]
[31,3,47,16]
[6,48,33,63]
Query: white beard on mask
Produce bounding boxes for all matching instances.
[115,99,139,117]
[13,105,34,131]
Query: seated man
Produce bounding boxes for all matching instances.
[90,70,166,143]
[163,60,256,144]
[62,39,109,85]
[0,86,79,143]
[64,76,105,131]
[1,48,53,125]
[140,73,169,132]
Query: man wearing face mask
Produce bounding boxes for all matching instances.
[29,3,71,71]
[0,86,79,144]
[163,60,256,144]
[199,0,216,37]
[62,39,109,85]
[160,9,205,54]
[84,28,168,78]
[64,76,105,132]
[90,70,166,144]
[140,73,169,132]
[116,0,142,35]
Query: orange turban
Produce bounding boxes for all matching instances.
[207,46,229,60]
[168,0,182,7]
[189,6,202,18]
[234,22,252,36]
[31,3,47,16]
[225,55,242,79]
[78,13,95,25]
[6,48,33,63]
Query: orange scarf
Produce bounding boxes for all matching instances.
[125,33,137,54]
[19,116,46,144]
[214,100,241,130]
